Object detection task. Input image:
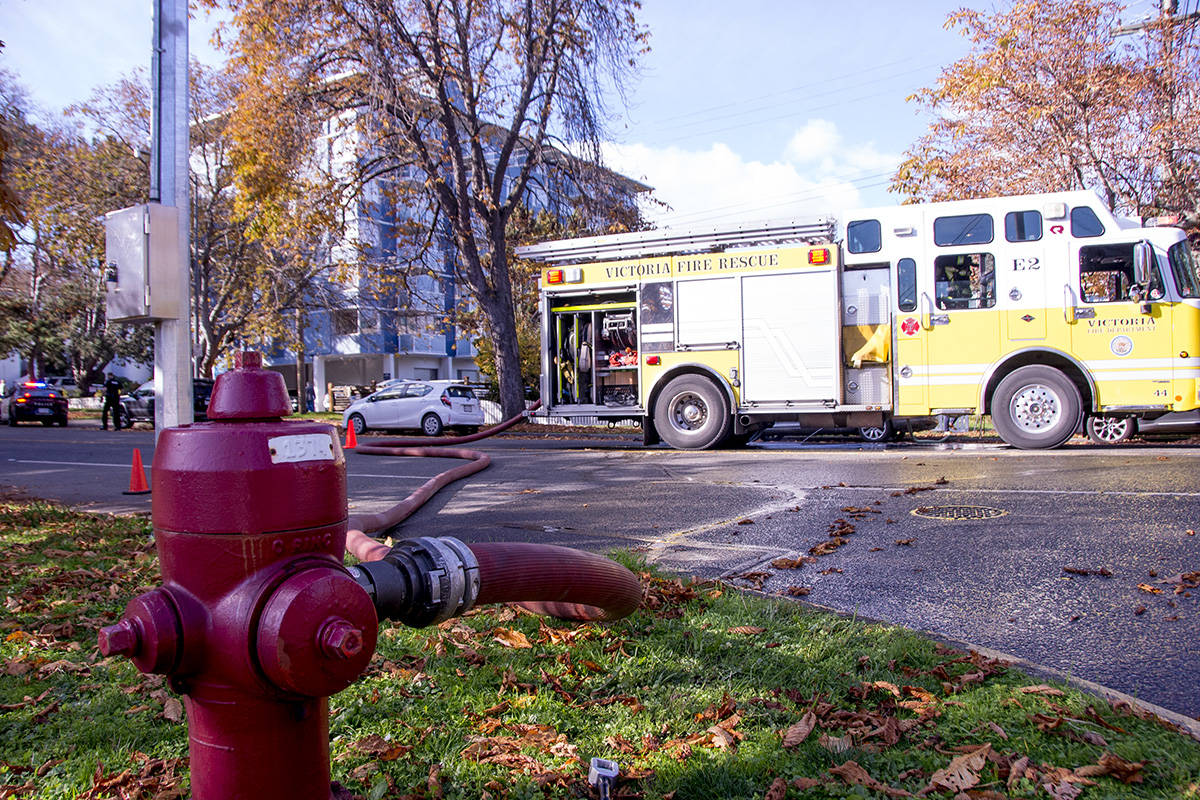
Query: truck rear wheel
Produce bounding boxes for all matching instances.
[992,365,1082,449]
[653,375,731,450]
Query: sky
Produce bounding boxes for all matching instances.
[0,0,1165,229]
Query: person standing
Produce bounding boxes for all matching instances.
[102,373,123,431]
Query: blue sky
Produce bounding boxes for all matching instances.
[0,0,1164,227]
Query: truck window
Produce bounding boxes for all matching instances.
[1079,243,1164,302]
[1168,241,1200,298]
[897,258,917,312]
[1005,211,1042,242]
[847,219,882,254]
[1070,207,1105,238]
[934,214,993,246]
[933,252,995,310]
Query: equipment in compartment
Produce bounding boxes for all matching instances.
[549,297,639,407]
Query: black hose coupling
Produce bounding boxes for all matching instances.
[347,536,480,627]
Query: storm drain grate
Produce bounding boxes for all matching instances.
[911,505,1007,520]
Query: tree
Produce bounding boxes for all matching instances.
[73,63,351,380]
[211,0,649,417]
[892,0,1200,226]
[0,70,151,389]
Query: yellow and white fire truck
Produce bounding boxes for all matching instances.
[517,190,1200,449]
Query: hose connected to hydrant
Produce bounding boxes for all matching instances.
[97,355,642,800]
[344,400,644,625]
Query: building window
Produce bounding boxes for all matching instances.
[1005,211,1042,242]
[847,219,882,254]
[934,252,996,309]
[1070,207,1105,238]
[332,309,359,336]
[934,214,993,246]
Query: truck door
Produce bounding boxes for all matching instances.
[921,213,1001,411]
[1068,237,1172,408]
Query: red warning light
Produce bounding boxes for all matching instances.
[808,248,830,265]
[545,269,564,284]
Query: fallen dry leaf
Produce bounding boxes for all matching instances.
[492,628,532,649]
[727,625,766,635]
[161,698,184,723]
[829,760,913,798]
[921,743,991,794]
[784,586,812,596]
[763,777,787,800]
[1019,684,1065,697]
[782,711,817,748]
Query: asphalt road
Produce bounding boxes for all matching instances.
[3,419,1198,719]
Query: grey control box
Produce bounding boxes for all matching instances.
[104,203,181,321]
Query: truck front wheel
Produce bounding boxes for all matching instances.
[653,375,731,450]
[991,365,1082,449]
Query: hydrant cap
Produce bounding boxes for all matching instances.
[207,351,292,419]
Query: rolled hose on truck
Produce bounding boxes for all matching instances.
[343,400,644,625]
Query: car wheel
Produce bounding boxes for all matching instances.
[991,365,1082,449]
[349,413,367,435]
[652,375,731,450]
[1086,415,1134,445]
[57,416,68,427]
[858,421,894,442]
[421,413,444,437]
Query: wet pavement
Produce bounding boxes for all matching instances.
[2,423,1198,718]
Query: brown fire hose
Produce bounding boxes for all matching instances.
[344,400,643,622]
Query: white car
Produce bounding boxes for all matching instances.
[342,381,484,436]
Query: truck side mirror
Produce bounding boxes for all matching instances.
[1133,240,1153,285]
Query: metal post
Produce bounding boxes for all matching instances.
[151,0,194,432]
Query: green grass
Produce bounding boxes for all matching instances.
[2,498,1199,799]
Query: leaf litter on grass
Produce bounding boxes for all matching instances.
[2,498,1200,799]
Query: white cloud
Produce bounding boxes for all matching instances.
[604,120,900,230]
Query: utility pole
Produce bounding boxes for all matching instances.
[150,0,194,432]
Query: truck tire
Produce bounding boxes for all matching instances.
[653,375,731,450]
[991,365,1082,449]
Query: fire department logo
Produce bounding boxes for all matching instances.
[901,317,920,336]
[1110,335,1134,357]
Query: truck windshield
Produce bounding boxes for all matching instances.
[1168,241,1200,298]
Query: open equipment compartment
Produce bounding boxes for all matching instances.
[548,291,639,407]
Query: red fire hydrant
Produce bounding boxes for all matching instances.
[98,352,376,800]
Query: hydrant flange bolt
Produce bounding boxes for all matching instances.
[318,619,364,660]
[98,619,140,658]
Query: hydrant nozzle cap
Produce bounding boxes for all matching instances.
[98,619,140,658]
[207,350,292,420]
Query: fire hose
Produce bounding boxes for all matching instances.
[343,401,643,626]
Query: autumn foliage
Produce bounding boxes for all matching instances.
[893,0,1200,227]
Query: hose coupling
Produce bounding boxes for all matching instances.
[347,536,479,627]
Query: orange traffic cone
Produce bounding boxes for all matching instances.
[123,448,151,495]
[344,423,357,449]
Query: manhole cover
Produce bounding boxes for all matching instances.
[911,505,1007,520]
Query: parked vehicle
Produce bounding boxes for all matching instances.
[44,376,80,396]
[121,379,215,424]
[342,380,484,436]
[1085,410,1200,444]
[3,382,69,426]
[520,190,1200,451]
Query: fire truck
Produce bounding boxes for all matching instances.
[516,190,1200,449]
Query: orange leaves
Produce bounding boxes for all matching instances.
[351,734,413,762]
[726,625,765,636]
[491,628,532,649]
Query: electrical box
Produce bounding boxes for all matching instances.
[104,203,182,322]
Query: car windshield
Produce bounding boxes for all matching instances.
[1168,241,1200,298]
